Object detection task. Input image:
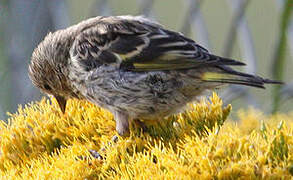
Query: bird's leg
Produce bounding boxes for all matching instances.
[86,112,129,160]
[87,116,148,160]
[87,117,148,160]
[114,111,130,137]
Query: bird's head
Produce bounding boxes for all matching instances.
[29,31,74,113]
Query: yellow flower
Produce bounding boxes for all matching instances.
[0,93,292,179]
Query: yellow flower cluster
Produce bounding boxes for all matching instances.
[0,93,292,179]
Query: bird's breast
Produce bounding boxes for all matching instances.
[69,66,206,120]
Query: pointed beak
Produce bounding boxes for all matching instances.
[55,95,67,114]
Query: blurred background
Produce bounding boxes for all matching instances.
[0,0,292,120]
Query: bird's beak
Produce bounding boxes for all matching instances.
[55,95,67,114]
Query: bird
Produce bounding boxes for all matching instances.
[29,15,281,136]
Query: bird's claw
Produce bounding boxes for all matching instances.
[88,149,103,160]
[85,135,119,160]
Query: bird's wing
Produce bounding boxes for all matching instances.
[70,16,245,72]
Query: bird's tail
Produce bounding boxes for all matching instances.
[201,66,283,89]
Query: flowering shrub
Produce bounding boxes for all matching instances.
[0,93,292,179]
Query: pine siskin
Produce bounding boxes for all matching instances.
[29,16,281,136]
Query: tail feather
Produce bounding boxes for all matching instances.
[262,78,284,84]
[203,78,266,88]
[201,66,283,89]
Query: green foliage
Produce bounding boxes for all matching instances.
[272,0,293,113]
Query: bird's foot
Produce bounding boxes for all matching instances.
[88,149,103,160]
[82,120,146,160]
[78,135,119,160]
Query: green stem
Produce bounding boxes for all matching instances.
[271,0,293,113]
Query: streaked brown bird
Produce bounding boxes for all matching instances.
[29,15,281,136]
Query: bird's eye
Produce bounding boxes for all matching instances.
[44,84,52,90]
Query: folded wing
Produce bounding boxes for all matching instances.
[69,16,282,88]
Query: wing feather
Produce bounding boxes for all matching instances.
[69,16,245,72]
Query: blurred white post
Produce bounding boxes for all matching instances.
[222,0,258,107]
[181,0,211,50]
[137,0,155,19]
